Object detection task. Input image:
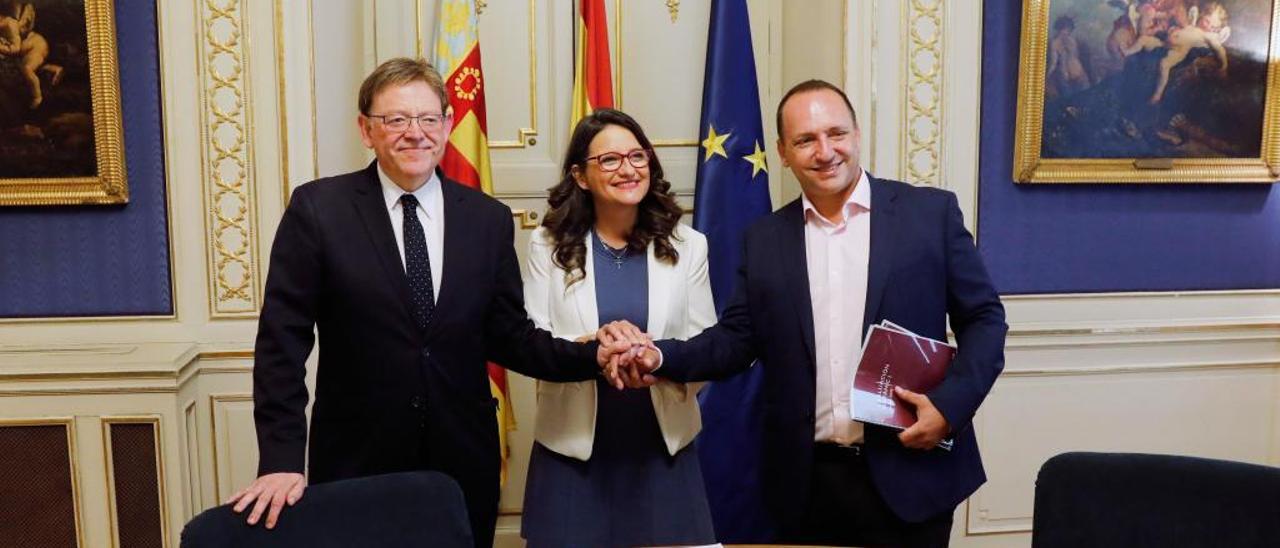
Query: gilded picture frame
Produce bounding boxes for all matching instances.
[1013,0,1280,183]
[0,0,126,205]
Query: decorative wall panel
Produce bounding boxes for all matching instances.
[0,422,80,547]
[107,421,166,548]
[197,0,261,317]
[902,0,944,187]
[475,0,539,149]
[209,394,256,502]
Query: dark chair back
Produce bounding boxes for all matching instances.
[1033,452,1280,548]
[181,471,472,548]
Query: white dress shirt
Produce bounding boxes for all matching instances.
[803,168,872,445]
[378,165,444,299]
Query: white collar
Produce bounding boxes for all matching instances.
[801,168,871,224]
[377,164,441,218]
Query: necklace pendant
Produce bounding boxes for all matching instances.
[614,258,624,269]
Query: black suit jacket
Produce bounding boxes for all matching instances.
[252,163,597,540]
[656,176,1007,524]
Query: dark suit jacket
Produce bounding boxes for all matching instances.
[252,162,598,543]
[656,176,1007,525]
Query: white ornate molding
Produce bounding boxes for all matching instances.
[845,0,981,224]
[967,353,1280,536]
[901,0,945,187]
[197,0,260,318]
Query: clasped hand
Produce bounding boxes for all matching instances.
[592,320,660,389]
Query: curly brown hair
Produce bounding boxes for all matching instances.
[541,109,684,285]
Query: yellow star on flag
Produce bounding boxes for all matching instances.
[701,124,731,162]
[743,140,768,178]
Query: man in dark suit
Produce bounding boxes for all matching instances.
[227,58,621,548]
[614,79,1007,547]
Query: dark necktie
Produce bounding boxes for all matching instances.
[400,194,434,329]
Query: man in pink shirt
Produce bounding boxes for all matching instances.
[616,80,1007,547]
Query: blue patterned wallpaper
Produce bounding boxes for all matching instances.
[0,0,171,317]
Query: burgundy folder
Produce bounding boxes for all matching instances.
[851,323,955,435]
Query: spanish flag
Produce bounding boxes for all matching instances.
[570,0,614,130]
[433,0,515,483]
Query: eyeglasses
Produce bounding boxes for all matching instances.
[366,112,449,132]
[584,149,651,172]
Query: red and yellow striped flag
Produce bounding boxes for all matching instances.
[434,0,493,193]
[433,0,515,483]
[570,0,614,129]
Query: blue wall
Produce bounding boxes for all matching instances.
[978,0,1280,294]
[0,0,171,317]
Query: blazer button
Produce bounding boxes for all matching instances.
[410,396,425,409]
[421,348,431,358]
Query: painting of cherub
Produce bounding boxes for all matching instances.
[1036,0,1272,160]
[0,0,96,180]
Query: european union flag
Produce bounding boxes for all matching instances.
[692,0,774,542]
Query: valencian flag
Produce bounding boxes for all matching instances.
[692,0,774,542]
[434,0,493,193]
[433,0,514,482]
[570,0,614,130]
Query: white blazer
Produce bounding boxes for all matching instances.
[524,223,716,461]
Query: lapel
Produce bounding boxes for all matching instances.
[431,175,468,336]
[862,176,898,336]
[645,241,671,338]
[777,200,816,366]
[573,233,600,332]
[350,161,417,329]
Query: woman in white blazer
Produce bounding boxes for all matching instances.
[519,109,718,548]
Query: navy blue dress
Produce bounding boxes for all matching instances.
[521,234,716,548]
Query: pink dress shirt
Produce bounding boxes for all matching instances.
[802,169,872,445]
